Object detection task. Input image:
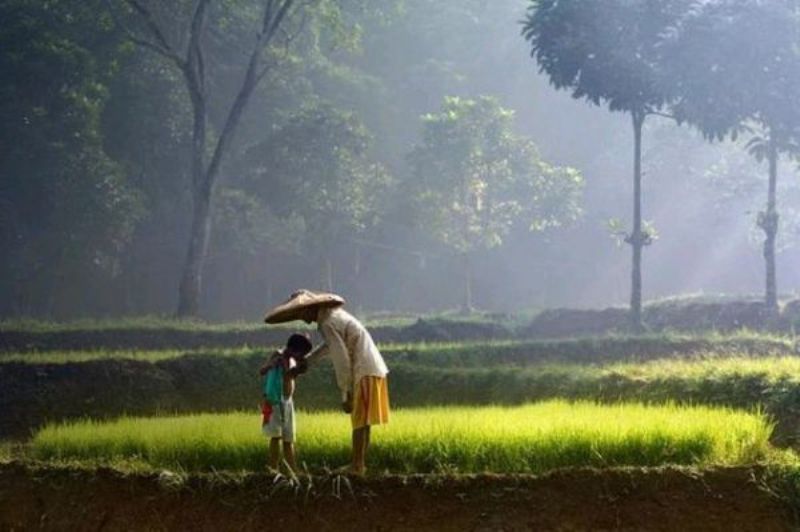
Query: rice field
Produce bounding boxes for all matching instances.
[31,400,773,474]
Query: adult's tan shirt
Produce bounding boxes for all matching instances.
[308,307,389,401]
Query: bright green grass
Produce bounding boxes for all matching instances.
[385,355,800,410]
[608,355,800,380]
[31,401,773,474]
[0,442,12,463]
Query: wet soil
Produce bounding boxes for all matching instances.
[0,462,792,531]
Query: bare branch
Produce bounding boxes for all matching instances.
[187,0,209,93]
[256,8,308,83]
[264,0,295,45]
[204,0,295,191]
[112,0,185,66]
[104,0,174,59]
[261,0,276,36]
[127,1,176,51]
[645,109,677,121]
[129,34,174,57]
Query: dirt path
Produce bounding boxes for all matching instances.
[0,463,792,531]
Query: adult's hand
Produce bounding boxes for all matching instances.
[288,360,309,378]
[342,392,353,414]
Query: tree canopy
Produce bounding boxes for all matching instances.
[407,95,583,309]
[6,0,800,318]
[522,0,691,115]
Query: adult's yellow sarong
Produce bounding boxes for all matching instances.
[351,376,390,429]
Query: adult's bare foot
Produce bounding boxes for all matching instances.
[333,464,365,476]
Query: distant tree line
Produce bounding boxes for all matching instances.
[3,0,800,323]
[524,0,800,330]
[0,0,582,318]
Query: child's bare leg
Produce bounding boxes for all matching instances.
[269,437,281,470]
[282,441,296,471]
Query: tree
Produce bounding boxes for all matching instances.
[522,0,691,331]
[107,0,327,316]
[242,102,392,291]
[407,96,582,312]
[660,0,800,317]
[0,0,143,316]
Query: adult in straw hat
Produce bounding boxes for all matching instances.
[264,289,390,475]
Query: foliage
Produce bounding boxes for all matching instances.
[0,0,144,316]
[212,187,306,259]
[406,95,582,255]
[660,0,800,144]
[607,218,658,248]
[522,0,691,115]
[701,141,800,254]
[657,0,800,312]
[30,401,772,473]
[522,0,694,329]
[6,0,800,319]
[244,102,392,253]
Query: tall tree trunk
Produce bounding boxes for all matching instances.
[177,187,212,316]
[169,0,295,317]
[762,135,779,317]
[122,0,298,318]
[629,110,646,333]
[176,58,208,317]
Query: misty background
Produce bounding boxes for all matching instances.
[3,0,799,320]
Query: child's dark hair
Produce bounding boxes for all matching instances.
[286,333,312,357]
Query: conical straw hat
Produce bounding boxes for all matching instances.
[263,289,345,324]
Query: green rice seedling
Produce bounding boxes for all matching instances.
[0,441,13,462]
[31,401,773,474]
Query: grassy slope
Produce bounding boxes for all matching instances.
[7,344,800,441]
[1,331,793,365]
[0,311,521,333]
[30,401,774,473]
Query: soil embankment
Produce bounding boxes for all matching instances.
[4,298,800,352]
[0,319,512,353]
[0,463,792,531]
[3,336,797,440]
[524,300,795,338]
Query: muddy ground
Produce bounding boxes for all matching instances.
[0,462,793,531]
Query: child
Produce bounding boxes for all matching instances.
[259,333,312,472]
[263,290,389,475]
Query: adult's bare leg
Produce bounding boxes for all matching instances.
[351,426,370,474]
